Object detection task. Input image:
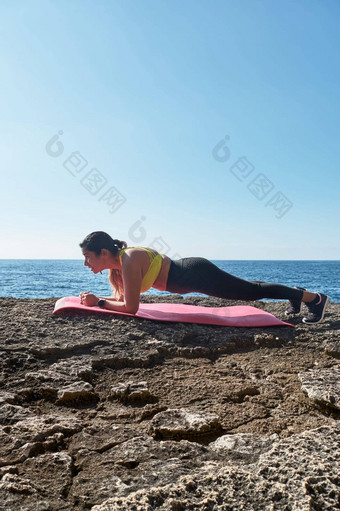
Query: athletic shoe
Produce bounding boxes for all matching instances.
[285,287,306,316]
[302,293,330,325]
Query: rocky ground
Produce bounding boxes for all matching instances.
[0,295,339,510]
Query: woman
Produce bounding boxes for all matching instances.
[79,231,329,324]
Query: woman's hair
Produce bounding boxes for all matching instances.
[79,231,127,299]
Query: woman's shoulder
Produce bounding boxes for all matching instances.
[120,246,159,259]
[121,246,159,254]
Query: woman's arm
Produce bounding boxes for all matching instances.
[98,296,124,302]
[79,292,137,314]
[120,251,143,314]
[100,299,136,313]
[80,251,143,314]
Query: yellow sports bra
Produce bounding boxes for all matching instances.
[119,246,163,293]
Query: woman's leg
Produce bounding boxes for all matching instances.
[166,258,306,301]
[248,282,318,303]
[166,258,329,324]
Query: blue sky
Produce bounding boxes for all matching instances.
[1,0,339,260]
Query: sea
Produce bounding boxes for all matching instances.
[0,260,339,302]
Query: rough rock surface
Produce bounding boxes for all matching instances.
[150,408,221,439]
[109,380,152,403]
[0,295,339,510]
[299,366,340,410]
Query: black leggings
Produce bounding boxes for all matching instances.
[166,258,304,301]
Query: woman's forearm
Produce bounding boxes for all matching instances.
[100,299,138,314]
[99,296,124,302]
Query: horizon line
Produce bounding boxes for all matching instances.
[1,258,339,262]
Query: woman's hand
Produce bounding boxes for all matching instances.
[79,291,99,307]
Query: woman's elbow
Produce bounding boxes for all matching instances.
[125,303,139,315]
[127,306,139,315]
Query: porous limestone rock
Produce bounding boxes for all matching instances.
[69,435,212,509]
[57,382,97,404]
[0,391,17,405]
[91,424,340,511]
[150,408,221,440]
[24,369,75,400]
[0,296,339,510]
[299,366,340,409]
[109,381,152,403]
[324,340,340,358]
[0,402,35,425]
[0,415,82,466]
[50,357,94,380]
[209,432,279,464]
[0,459,73,511]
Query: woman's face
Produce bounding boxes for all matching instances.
[82,249,103,274]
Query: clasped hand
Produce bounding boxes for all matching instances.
[79,291,99,307]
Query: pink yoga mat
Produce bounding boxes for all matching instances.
[53,296,294,328]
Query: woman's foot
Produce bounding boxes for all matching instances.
[285,287,306,316]
[302,293,330,324]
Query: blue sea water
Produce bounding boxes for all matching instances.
[0,259,339,302]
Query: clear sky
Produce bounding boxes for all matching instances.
[1,0,339,260]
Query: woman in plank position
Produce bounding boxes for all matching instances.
[79,231,329,324]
